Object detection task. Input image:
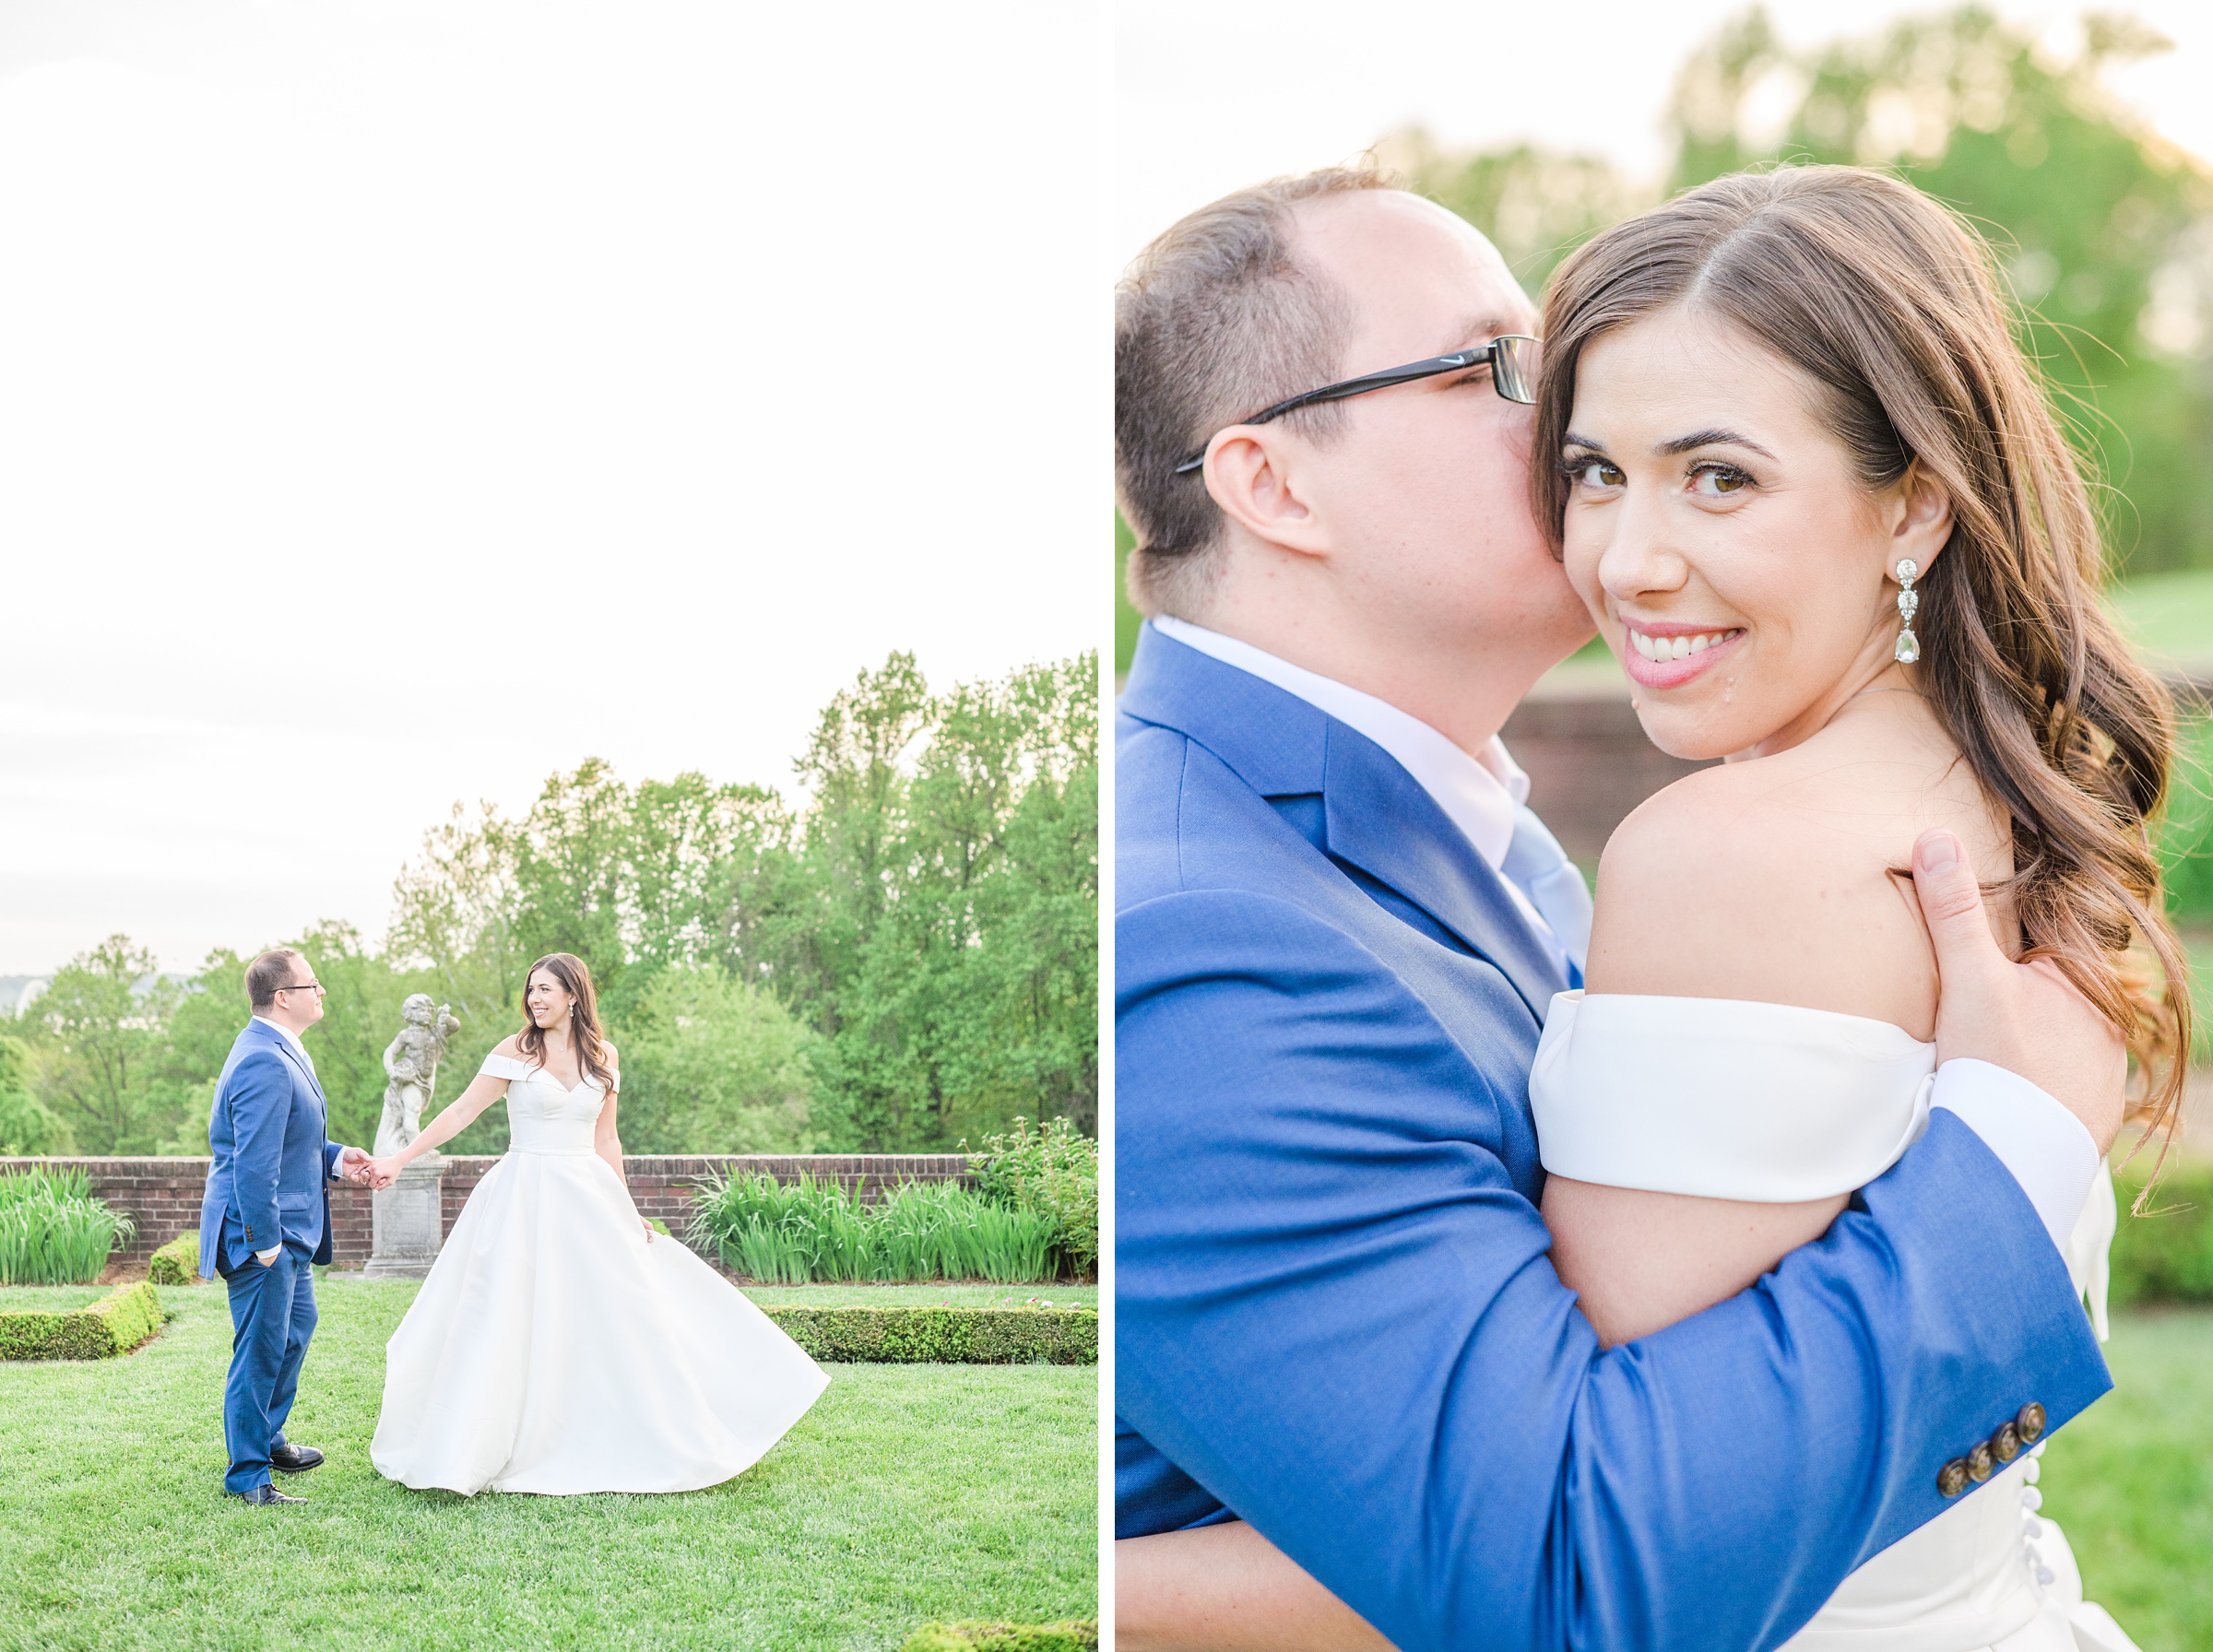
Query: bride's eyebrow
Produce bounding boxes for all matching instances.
[1560,431,1605,451]
[1657,427,1778,459]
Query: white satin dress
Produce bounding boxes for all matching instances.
[1530,992,2136,1652]
[370,1054,829,1495]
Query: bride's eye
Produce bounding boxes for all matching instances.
[1688,462,1753,497]
[1561,455,1623,490]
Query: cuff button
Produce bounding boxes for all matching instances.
[1937,1459,1970,1498]
[1966,1441,1995,1483]
[2017,1402,2046,1445]
[1990,1422,2021,1464]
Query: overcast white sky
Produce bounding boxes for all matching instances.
[1118,0,2213,265]
[0,0,1107,976]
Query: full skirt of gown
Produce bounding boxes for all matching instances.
[370,1142,829,1495]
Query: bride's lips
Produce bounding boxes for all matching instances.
[1619,620,1745,689]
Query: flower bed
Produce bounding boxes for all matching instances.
[0,1167,133,1285]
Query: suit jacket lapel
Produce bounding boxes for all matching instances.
[261,1022,328,1123]
[1122,625,1569,1023]
[1320,725,1567,1022]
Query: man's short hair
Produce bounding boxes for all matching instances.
[245,949,307,1011]
[1116,162,1393,620]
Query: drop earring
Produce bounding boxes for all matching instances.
[1893,559,1921,665]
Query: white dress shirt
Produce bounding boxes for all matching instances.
[1147,617,2100,1255]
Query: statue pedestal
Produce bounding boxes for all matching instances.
[363,1154,446,1280]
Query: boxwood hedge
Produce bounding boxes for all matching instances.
[762,1304,1095,1364]
[148,1233,202,1286]
[901,1623,1098,1651]
[0,1281,164,1361]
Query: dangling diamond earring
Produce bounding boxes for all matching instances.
[1893,559,1921,665]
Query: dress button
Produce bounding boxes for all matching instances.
[1966,1441,1995,1483]
[1937,1459,1970,1497]
[1990,1422,2021,1463]
[2017,1402,2046,1444]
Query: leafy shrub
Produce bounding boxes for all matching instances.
[2112,1164,2213,1305]
[0,1281,163,1360]
[964,1116,1097,1277]
[148,1233,202,1286]
[613,967,818,1154]
[689,1173,1059,1284]
[762,1304,1095,1364]
[0,1167,132,1285]
[901,1622,1098,1651]
[0,1035,71,1155]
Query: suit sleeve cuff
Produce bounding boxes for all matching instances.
[1930,1057,2101,1254]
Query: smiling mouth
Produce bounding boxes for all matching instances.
[1627,627,1744,664]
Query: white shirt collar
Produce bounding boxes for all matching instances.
[1152,615,1530,871]
[252,1015,313,1067]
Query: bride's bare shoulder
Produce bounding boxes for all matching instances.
[1587,743,1953,1034]
[491,1032,525,1058]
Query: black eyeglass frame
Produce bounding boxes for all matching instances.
[1172,334,1541,477]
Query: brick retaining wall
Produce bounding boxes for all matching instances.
[0,1154,972,1272]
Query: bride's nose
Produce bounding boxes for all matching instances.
[1597,512,1692,605]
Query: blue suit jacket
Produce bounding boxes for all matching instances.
[197,1019,346,1278]
[1115,623,2111,1652]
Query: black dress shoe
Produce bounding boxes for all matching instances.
[270,1444,325,1474]
[228,1482,305,1505]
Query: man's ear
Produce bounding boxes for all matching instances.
[1891,460,1954,571]
[1202,427,1331,557]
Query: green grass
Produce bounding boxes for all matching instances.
[2037,1307,2213,1651]
[0,1277,1096,1651]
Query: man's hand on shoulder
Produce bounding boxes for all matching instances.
[1911,828,2124,1152]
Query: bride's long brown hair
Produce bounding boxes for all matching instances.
[1533,164,2187,1164]
[517,952,619,1094]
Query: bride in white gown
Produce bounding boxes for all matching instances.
[363,951,827,1495]
[1521,168,2184,1652]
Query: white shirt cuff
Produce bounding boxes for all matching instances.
[1930,1057,2101,1254]
[254,1245,282,1265]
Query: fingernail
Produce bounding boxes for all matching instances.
[1916,829,1960,876]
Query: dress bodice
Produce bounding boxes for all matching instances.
[1528,991,2125,1651]
[480,1053,614,1155]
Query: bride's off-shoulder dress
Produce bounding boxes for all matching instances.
[1531,993,2136,1652]
[369,1053,829,1495]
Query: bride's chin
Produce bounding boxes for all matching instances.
[1627,702,1772,764]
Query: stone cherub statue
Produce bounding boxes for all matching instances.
[374,994,462,1158]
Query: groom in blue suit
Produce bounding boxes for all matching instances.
[1114,171,2120,1649]
[197,948,373,1504]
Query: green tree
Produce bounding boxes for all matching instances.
[613,968,816,1154]
[0,1034,72,1155]
[22,936,180,1154]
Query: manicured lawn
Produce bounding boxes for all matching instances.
[2037,1307,2213,1652]
[0,1275,1097,1651]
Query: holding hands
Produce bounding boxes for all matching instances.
[337,1146,400,1191]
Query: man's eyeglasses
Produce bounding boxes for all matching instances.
[1174,334,1542,477]
[276,981,324,995]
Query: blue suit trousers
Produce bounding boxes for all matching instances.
[219,1233,318,1494]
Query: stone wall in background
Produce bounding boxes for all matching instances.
[0,1154,973,1274]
